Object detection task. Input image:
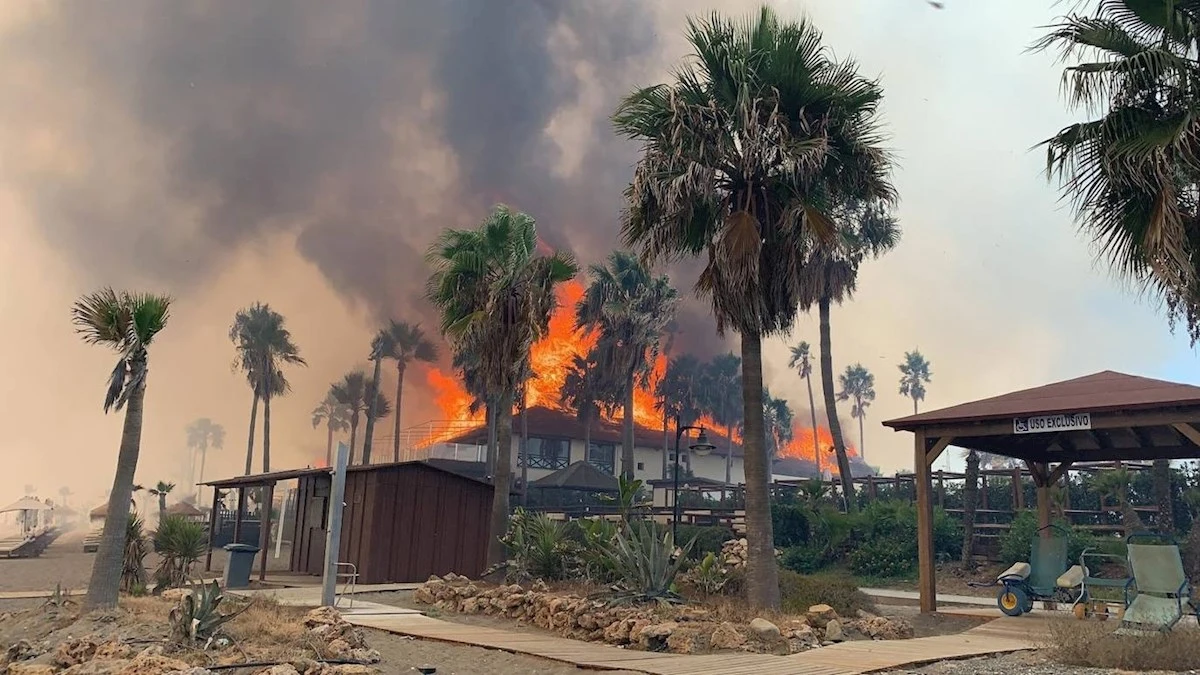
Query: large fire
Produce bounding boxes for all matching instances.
[422,280,858,474]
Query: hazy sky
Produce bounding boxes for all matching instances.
[0,0,1191,509]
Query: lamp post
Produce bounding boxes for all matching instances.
[672,420,716,541]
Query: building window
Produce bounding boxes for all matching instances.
[637,462,644,471]
[525,437,570,470]
[587,442,615,475]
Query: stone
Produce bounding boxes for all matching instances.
[806,604,838,628]
[254,667,300,675]
[850,616,914,640]
[160,588,192,602]
[5,640,36,662]
[169,670,214,675]
[603,618,637,644]
[53,638,99,667]
[62,659,130,675]
[666,627,703,654]
[749,617,781,641]
[710,622,747,650]
[637,622,677,651]
[824,619,846,643]
[6,665,58,675]
[94,644,136,661]
[413,585,436,605]
[460,597,480,614]
[303,607,343,628]
[327,666,376,675]
[325,639,352,657]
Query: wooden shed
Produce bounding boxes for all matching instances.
[288,461,493,584]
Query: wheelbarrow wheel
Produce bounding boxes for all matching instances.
[997,587,1027,617]
[1072,602,1089,620]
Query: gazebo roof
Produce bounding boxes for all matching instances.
[530,461,620,492]
[166,502,203,516]
[882,371,1200,464]
[0,498,52,514]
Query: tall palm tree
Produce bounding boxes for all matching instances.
[699,354,742,485]
[58,486,72,508]
[762,390,795,459]
[330,371,391,464]
[185,418,225,501]
[379,321,438,463]
[562,353,603,466]
[149,481,174,521]
[898,350,932,415]
[613,7,895,608]
[788,342,822,474]
[1092,468,1145,538]
[575,250,679,480]
[312,392,351,467]
[229,303,306,474]
[961,449,979,570]
[655,354,704,480]
[837,363,875,462]
[1038,2,1200,342]
[798,200,900,507]
[72,288,171,609]
[426,205,577,567]
[362,330,389,465]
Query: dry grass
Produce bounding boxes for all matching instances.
[1043,618,1200,671]
[223,596,309,650]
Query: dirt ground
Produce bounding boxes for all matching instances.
[366,629,641,674]
[888,649,1200,675]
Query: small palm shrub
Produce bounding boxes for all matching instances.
[576,517,620,583]
[600,521,694,604]
[678,551,727,596]
[122,514,148,593]
[153,515,208,590]
[499,508,580,582]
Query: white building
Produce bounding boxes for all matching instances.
[431,405,746,485]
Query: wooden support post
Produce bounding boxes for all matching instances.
[1031,462,1051,537]
[1012,467,1023,510]
[868,476,877,499]
[894,474,902,497]
[915,430,937,613]
[205,488,221,572]
[981,473,989,510]
[258,483,275,582]
[937,471,945,508]
[233,487,246,545]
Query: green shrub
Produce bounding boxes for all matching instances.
[500,508,580,581]
[781,544,824,574]
[153,515,208,591]
[999,511,1110,566]
[848,537,915,578]
[672,524,734,560]
[771,503,810,548]
[778,569,875,616]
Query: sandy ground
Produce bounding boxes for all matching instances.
[366,628,641,674]
[890,649,1200,675]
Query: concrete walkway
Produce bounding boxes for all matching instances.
[861,588,994,607]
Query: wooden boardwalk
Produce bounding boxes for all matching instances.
[345,612,1047,675]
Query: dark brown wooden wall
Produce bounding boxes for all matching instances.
[288,463,493,583]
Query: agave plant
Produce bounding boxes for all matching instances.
[168,580,248,644]
[600,522,695,604]
[121,514,148,594]
[153,515,208,590]
[499,508,580,582]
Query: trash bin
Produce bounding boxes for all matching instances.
[222,543,261,589]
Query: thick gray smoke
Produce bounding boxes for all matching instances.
[1,0,723,348]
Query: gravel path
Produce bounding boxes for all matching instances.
[890,650,1200,675]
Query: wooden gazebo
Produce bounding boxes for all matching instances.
[883,370,1200,613]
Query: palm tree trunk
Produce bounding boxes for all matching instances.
[363,357,383,465]
[486,399,498,476]
[739,330,780,610]
[858,411,865,463]
[348,414,360,464]
[488,390,514,567]
[723,401,732,485]
[1153,459,1172,534]
[805,375,820,475]
[913,397,919,415]
[244,390,259,476]
[819,297,856,511]
[325,422,334,467]
[196,447,208,503]
[85,367,148,609]
[393,362,406,463]
[961,450,979,570]
[622,369,635,480]
[158,494,167,521]
[520,391,529,507]
[583,409,593,472]
[661,409,669,481]
[262,391,272,473]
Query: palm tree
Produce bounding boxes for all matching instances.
[72,288,171,609]
[961,449,979,570]
[58,486,72,508]
[799,201,900,507]
[1092,468,1145,538]
[149,481,174,521]
[898,350,932,415]
[426,205,577,567]
[229,303,306,474]
[837,364,875,462]
[562,354,604,467]
[378,321,438,463]
[312,393,351,467]
[576,250,679,480]
[331,372,391,463]
[788,342,822,474]
[762,390,795,459]
[613,7,895,608]
[185,418,225,501]
[1038,2,1200,342]
[699,354,742,485]
[656,354,704,480]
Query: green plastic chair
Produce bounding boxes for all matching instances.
[1120,541,1190,633]
[1029,534,1068,596]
